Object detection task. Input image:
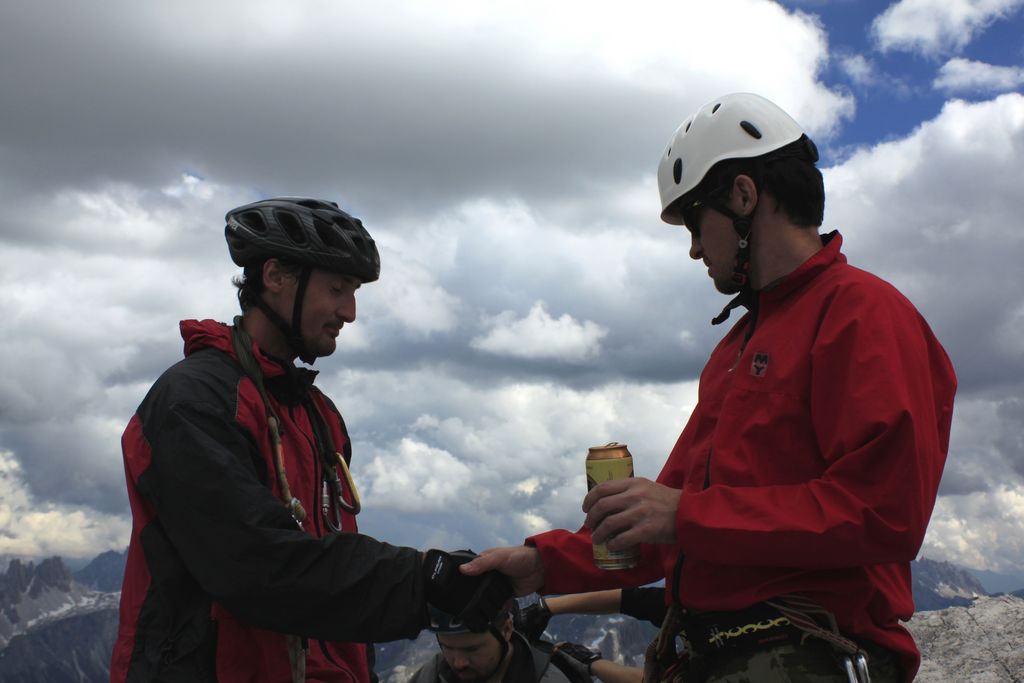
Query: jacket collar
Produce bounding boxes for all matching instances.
[180,319,318,404]
[760,230,844,303]
[712,230,844,325]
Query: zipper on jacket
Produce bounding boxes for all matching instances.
[729,292,761,372]
[703,449,712,490]
[310,411,324,537]
[289,404,324,537]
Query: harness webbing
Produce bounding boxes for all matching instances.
[643,594,866,682]
[764,594,863,656]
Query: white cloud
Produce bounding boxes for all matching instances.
[840,54,878,86]
[922,487,1024,572]
[934,57,1024,93]
[824,93,1024,270]
[835,52,915,98]
[162,172,215,200]
[0,451,130,559]
[471,301,609,362]
[361,439,473,512]
[872,0,1024,56]
[329,367,698,548]
[363,246,462,339]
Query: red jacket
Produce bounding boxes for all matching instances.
[112,319,427,683]
[529,233,956,680]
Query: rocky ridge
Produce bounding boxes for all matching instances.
[908,594,1024,682]
[0,553,1021,682]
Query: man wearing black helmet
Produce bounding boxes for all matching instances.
[111,198,511,683]
[464,94,957,682]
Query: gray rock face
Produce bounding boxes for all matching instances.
[907,595,1024,683]
[0,558,117,651]
[0,609,118,683]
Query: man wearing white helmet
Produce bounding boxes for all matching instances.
[465,94,957,682]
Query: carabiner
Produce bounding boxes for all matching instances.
[321,479,344,532]
[842,653,871,683]
[320,453,360,532]
[333,451,361,515]
[855,653,871,683]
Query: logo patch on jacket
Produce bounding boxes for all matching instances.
[751,352,769,377]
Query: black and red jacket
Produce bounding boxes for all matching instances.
[111,319,427,682]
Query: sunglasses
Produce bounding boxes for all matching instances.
[681,200,707,236]
[679,182,732,237]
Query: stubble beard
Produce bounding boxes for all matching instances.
[713,276,742,295]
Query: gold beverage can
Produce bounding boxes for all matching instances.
[586,442,640,570]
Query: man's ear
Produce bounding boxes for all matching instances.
[731,175,759,217]
[262,259,291,294]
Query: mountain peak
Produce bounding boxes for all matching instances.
[912,557,987,611]
[29,558,72,597]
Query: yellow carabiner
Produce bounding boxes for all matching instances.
[334,452,361,515]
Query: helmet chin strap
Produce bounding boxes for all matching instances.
[254,266,316,364]
[714,203,754,288]
[290,266,315,364]
[489,628,511,678]
[708,201,756,326]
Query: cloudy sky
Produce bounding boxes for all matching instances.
[2,0,1023,583]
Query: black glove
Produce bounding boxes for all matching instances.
[514,596,553,641]
[554,642,601,676]
[422,549,513,631]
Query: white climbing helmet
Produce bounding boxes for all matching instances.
[657,93,807,225]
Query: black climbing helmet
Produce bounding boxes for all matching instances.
[225,197,380,283]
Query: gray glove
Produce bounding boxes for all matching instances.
[554,642,601,677]
[514,596,553,641]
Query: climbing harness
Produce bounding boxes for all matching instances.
[642,594,872,682]
[766,595,871,683]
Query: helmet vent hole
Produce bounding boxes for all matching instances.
[275,210,308,246]
[666,147,672,157]
[685,120,692,133]
[314,217,347,250]
[349,221,373,250]
[239,211,268,234]
[712,103,721,114]
[740,120,762,139]
[673,158,683,184]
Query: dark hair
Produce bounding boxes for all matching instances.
[695,136,824,227]
[232,259,305,312]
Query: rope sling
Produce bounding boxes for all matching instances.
[229,316,363,682]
